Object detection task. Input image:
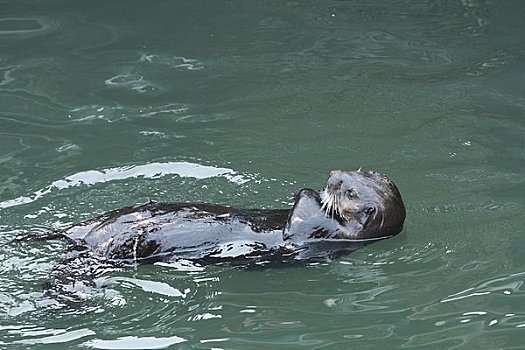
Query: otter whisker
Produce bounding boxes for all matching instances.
[326,194,334,217]
[321,188,342,220]
[320,188,332,217]
[331,192,337,216]
[336,194,341,217]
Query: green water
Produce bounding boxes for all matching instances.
[1,0,525,348]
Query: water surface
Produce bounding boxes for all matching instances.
[1,1,525,349]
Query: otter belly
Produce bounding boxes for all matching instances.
[62,202,288,263]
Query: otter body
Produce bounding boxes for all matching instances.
[64,202,289,264]
[59,190,371,265]
[47,170,406,302]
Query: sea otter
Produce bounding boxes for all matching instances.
[44,170,405,302]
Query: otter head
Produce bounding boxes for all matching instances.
[320,170,406,239]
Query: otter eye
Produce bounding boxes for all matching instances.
[365,207,376,215]
[346,188,357,198]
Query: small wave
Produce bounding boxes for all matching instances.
[139,53,204,71]
[104,73,157,93]
[0,161,251,209]
[0,65,17,86]
[67,103,189,123]
[0,17,57,38]
[171,56,204,71]
[441,271,525,303]
[96,276,190,298]
[82,335,187,349]
[14,328,95,345]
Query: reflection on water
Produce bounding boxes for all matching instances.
[0,161,252,209]
[82,335,187,349]
[1,0,525,348]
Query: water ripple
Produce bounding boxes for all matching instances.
[0,161,252,209]
[82,335,187,349]
[104,73,157,93]
[139,53,204,71]
[14,328,95,345]
[442,271,525,304]
[0,17,58,38]
[96,276,190,298]
[0,65,17,86]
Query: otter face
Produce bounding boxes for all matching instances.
[320,170,406,239]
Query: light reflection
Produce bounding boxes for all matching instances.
[96,276,190,298]
[0,161,251,209]
[82,335,187,349]
[15,328,96,345]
